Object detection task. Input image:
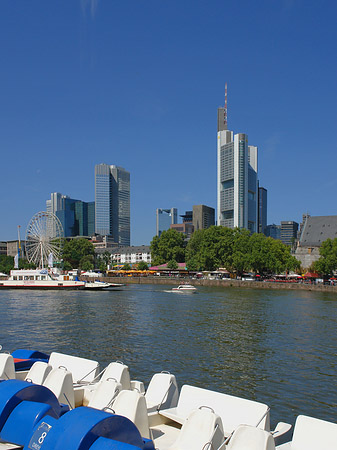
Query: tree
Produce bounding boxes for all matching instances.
[314,238,337,277]
[167,259,178,270]
[123,264,131,270]
[62,238,95,269]
[186,226,236,271]
[137,261,149,270]
[0,255,14,274]
[150,229,185,266]
[79,255,94,271]
[230,228,251,276]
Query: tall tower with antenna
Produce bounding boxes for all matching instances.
[217,83,228,131]
[217,83,259,232]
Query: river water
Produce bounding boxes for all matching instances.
[0,285,336,428]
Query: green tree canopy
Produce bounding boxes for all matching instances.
[0,255,14,274]
[185,225,300,275]
[314,238,337,277]
[167,259,178,270]
[137,261,149,270]
[150,229,185,266]
[62,238,95,269]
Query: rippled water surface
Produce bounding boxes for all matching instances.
[0,285,336,427]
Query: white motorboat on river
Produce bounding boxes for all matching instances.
[0,269,85,290]
[171,284,197,293]
[1,349,334,450]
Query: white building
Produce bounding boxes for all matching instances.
[96,245,151,267]
[217,107,258,233]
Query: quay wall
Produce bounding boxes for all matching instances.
[82,276,337,293]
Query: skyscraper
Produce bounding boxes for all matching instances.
[217,115,258,233]
[46,193,95,237]
[258,187,268,234]
[95,164,130,245]
[192,205,215,231]
[156,208,177,236]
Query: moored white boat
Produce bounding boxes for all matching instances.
[84,280,124,290]
[0,269,85,290]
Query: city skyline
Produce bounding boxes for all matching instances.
[0,1,336,245]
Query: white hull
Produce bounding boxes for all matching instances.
[0,280,85,290]
[0,269,85,290]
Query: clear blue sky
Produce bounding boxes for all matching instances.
[1,0,336,245]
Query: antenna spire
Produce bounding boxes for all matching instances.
[224,82,228,127]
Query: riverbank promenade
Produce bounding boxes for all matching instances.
[84,275,337,293]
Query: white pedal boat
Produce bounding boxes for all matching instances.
[0,350,335,450]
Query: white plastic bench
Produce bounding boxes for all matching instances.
[276,415,337,450]
[160,385,271,437]
[48,352,99,383]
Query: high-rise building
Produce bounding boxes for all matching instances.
[156,208,177,236]
[95,164,130,245]
[258,187,267,234]
[46,193,95,237]
[265,224,281,240]
[281,221,299,246]
[192,205,215,231]
[217,112,258,233]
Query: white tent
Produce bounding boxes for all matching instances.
[81,271,101,277]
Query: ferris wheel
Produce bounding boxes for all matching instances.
[25,211,63,269]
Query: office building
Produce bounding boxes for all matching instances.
[193,205,215,231]
[265,224,281,240]
[180,211,193,223]
[156,208,178,237]
[46,193,95,237]
[95,164,130,245]
[217,107,258,233]
[7,240,26,258]
[280,221,299,246]
[258,187,268,234]
[170,222,194,239]
[0,242,7,255]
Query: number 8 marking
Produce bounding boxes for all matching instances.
[38,431,47,444]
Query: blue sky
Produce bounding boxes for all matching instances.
[1,0,336,245]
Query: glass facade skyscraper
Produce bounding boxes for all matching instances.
[217,110,258,233]
[156,208,178,236]
[46,193,95,237]
[95,164,130,245]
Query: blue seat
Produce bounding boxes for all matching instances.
[24,406,155,450]
[0,379,62,446]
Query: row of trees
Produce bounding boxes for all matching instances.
[0,255,35,274]
[151,227,300,276]
[314,238,337,277]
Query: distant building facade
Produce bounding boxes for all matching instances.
[46,192,95,237]
[96,245,151,267]
[265,224,281,240]
[0,242,7,255]
[280,221,299,246]
[95,164,130,246]
[156,208,178,236]
[193,205,215,231]
[217,108,258,233]
[258,187,267,234]
[7,240,26,258]
[170,222,194,239]
[295,215,337,268]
